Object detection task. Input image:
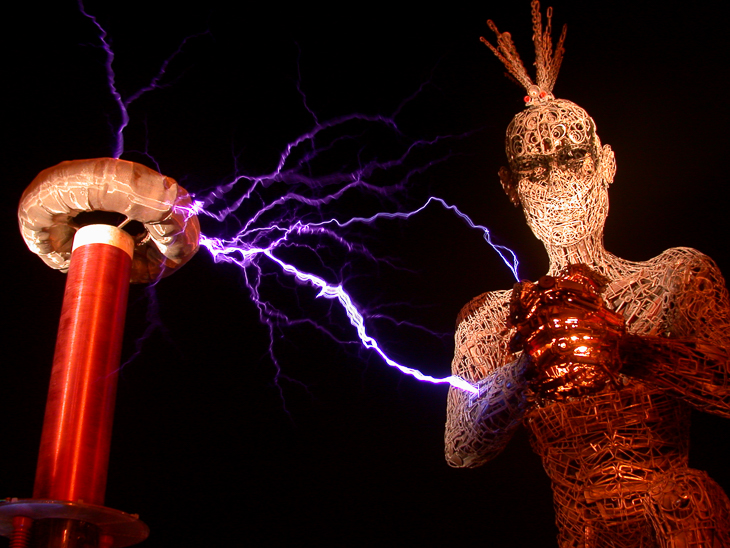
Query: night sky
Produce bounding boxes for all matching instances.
[2,1,729,546]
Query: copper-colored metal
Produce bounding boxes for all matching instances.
[445,2,730,546]
[479,0,566,105]
[0,499,148,547]
[33,225,133,505]
[31,519,99,548]
[3,158,199,547]
[9,516,32,548]
[507,265,626,405]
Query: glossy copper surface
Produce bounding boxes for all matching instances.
[507,265,626,405]
[33,233,132,506]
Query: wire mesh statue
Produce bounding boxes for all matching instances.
[444,3,730,546]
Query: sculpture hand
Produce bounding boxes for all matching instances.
[507,265,626,402]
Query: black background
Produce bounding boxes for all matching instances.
[2,1,729,546]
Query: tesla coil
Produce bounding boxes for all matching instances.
[0,158,200,547]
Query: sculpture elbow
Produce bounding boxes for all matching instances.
[446,447,469,468]
[445,444,498,469]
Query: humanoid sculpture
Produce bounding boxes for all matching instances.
[444,3,730,546]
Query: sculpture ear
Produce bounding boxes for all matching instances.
[499,166,521,207]
[600,144,616,186]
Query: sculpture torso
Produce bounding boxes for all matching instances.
[446,247,730,546]
[464,5,730,545]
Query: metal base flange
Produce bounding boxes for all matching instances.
[0,499,149,547]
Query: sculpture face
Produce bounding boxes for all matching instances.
[506,100,613,247]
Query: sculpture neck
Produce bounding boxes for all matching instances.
[544,231,616,278]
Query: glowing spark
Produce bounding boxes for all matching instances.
[77,0,206,158]
[78,4,519,396]
[182,100,520,394]
[192,177,521,395]
[307,196,520,281]
[200,231,478,393]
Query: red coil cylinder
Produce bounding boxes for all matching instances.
[33,225,134,506]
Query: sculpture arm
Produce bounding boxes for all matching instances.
[444,291,530,468]
[621,250,730,417]
[445,355,529,467]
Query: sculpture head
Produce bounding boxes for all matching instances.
[499,98,616,247]
[482,1,615,248]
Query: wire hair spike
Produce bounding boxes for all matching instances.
[544,6,553,46]
[531,0,548,91]
[480,21,534,91]
[548,23,567,94]
[482,1,567,104]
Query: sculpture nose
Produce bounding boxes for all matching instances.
[545,161,572,188]
[530,159,561,184]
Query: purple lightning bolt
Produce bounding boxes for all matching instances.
[77,0,207,159]
[77,3,521,396]
[185,115,519,396]
[196,192,518,396]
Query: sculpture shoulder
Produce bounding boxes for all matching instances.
[455,289,512,330]
[645,247,727,309]
[656,247,730,340]
[452,289,517,382]
[630,246,724,283]
[608,247,729,339]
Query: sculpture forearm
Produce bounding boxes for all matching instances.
[445,355,530,468]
